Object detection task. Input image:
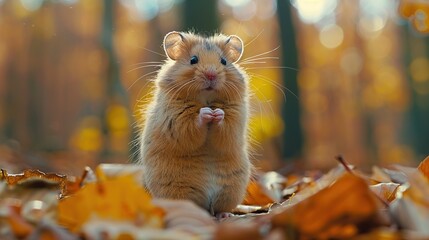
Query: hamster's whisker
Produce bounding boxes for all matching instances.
[186,80,198,99]
[225,81,240,99]
[167,80,194,98]
[129,137,141,159]
[226,83,236,102]
[129,61,164,67]
[240,56,279,64]
[228,84,240,102]
[164,85,181,106]
[127,64,163,73]
[244,29,265,48]
[240,46,280,62]
[165,82,193,110]
[131,61,164,65]
[239,61,267,65]
[248,72,287,102]
[164,80,195,109]
[222,82,233,101]
[249,72,298,101]
[249,82,276,118]
[245,66,299,71]
[133,84,156,115]
[127,70,159,91]
[247,85,278,140]
[140,47,167,57]
[224,81,242,102]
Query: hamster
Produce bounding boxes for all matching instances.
[138,31,251,215]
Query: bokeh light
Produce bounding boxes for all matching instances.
[20,0,43,11]
[0,0,428,174]
[319,24,343,49]
[291,0,337,24]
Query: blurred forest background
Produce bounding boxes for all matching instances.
[0,0,428,175]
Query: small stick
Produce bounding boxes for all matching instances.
[335,155,353,173]
[78,166,91,187]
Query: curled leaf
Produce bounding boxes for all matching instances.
[390,166,429,236]
[370,183,400,203]
[271,173,387,239]
[1,169,67,196]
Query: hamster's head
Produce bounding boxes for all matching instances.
[157,31,248,102]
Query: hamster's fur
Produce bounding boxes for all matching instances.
[138,31,251,214]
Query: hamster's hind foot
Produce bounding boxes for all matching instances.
[215,212,234,220]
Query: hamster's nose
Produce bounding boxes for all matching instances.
[204,71,217,81]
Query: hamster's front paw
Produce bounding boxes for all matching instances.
[212,108,224,124]
[198,107,214,126]
[198,107,224,126]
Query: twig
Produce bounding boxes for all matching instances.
[335,155,353,173]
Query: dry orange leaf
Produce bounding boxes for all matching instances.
[1,169,67,196]
[242,180,275,206]
[417,155,429,180]
[271,173,385,239]
[7,205,34,238]
[57,172,164,232]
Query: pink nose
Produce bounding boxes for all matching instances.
[204,72,217,81]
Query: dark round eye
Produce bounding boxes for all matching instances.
[220,57,227,65]
[190,56,198,65]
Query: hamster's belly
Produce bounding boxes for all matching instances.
[141,153,214,209]
[142,151,248,212]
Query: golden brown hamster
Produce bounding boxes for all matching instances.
[138,31,251,215]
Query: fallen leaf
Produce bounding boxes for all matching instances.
[232,204,275,215]
[1,169,67,196]
[417,155,429,180]
[283,165,346,206]
[214,221,264,240]
[7,205,34,238]
[271,173,387,239]
[152,199,216,238]
[390,165,429,237]
[370,182,400,203]
[57,171,164,232]
[370,166,393,183]
[242,180,276,206]
[258,171,287,202]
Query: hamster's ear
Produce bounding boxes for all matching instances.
[163,31,185,60]
[224,35,243,63]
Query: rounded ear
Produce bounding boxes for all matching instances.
[224,35,243,63]
[163,31,185,60]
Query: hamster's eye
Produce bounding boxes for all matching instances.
[190,56,198,65]
[220,57,227,65]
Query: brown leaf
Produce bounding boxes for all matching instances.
[242,180,276,206]
[417,155,429,180]
[271,173,386,239]
[7,205,34,238]
[1,169,67,196]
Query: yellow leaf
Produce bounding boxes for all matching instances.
[57,172,164,232]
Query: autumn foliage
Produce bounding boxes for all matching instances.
[1,156,429,239]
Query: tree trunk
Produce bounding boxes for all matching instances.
[276,1,303,160]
